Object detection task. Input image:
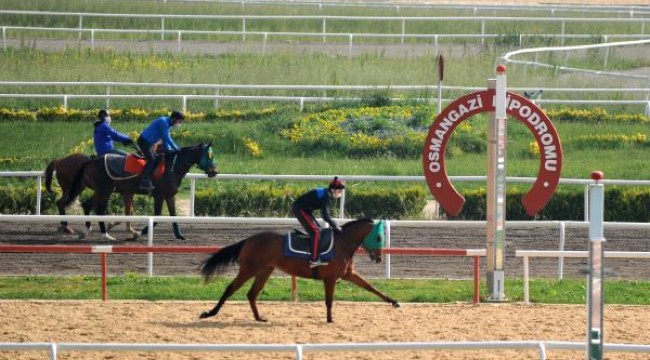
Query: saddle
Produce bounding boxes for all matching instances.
[104,153,165,181]
[283,227,335,262]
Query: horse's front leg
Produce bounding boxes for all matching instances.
[140,195,164,237]
[323,278,337,323]
[341,271,401,308]
[165,195,185,240]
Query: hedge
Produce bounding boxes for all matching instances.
[4,184,650,222]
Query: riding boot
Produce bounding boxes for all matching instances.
[309,230,327,267]
[138,175,154,190]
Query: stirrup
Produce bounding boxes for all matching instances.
[309,259,328,268]
[138,180,154,190]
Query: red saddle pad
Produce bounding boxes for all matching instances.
[124,155,165,179]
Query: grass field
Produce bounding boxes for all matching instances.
[1,275,650,305]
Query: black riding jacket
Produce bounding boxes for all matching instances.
[293,188,338,229]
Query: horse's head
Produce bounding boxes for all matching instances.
[361,220,386,263]
[197,142,218,178]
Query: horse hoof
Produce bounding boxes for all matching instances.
[78,231,88,240]
[392,301,401,308]
[129,232,140,241]
[58,226,75,235]
[106,222,118,231]
[102,233,117,241]
[199,312,210,319]
[176,236,186,241]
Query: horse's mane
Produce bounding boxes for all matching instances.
[342,217,374,228]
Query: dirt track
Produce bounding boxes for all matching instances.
[2,300,650,360]
[1,220,650,280]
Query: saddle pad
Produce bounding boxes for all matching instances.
[283,228,335,261]
[105,154,164,180]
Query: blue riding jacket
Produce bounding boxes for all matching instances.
[93,120,131,156]
[139,116,180,152]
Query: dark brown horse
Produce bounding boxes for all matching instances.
[45,153,138,239]
[199,218,400,323]
[62,143,218,240]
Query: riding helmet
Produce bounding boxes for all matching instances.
[170,110,185,121]
[329,176,346,190]
[97,109,110,120]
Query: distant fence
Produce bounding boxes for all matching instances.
[0,81,648,113]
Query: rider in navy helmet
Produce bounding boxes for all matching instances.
[92,109,133,156]
[292,176,345,268]
[136,110,184,190]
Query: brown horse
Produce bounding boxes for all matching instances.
[199,218,400,323]
[62,143,218,240]
[45,153,138,239]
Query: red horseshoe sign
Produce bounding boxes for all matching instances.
[422,90,563,216]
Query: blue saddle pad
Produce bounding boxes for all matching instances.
[283,228,335,261]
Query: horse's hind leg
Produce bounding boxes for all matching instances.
[199,271,255,320]
[94,192,116,241]
[55,197,75,235]
[122,193,138,240]
[78,198,94,239]
[246,267,274,322]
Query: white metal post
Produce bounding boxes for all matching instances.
[587,171,605,360]
[486,65,508,302]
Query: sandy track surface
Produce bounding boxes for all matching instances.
[1,300,650,360]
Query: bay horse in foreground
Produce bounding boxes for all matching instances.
[62,143,218,240]
[199,218,400,323]
[45,153,138,239]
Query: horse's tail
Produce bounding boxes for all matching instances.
[44,159,59,193]
[61,159,91,207]
[201,240,245,283]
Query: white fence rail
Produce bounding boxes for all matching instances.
[0,81,648,112]
[3,25,650,54]
[517,250,650,305]
[1,340,649,360]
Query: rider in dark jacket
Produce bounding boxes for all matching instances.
[93,109,133,156]
[292,176,345,268]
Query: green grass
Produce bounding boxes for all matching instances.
[1,275,650,305]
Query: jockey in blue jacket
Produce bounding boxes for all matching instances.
[93,109,133,156]
[136,110,184,190]
[292,176,345,268]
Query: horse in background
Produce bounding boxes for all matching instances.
[45,153,138,240]
[61,142,218,241]
[199,218,400,323]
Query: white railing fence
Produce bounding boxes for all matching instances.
[517,250,650,305]
[0,83,648,113]
[1,340,649,360]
